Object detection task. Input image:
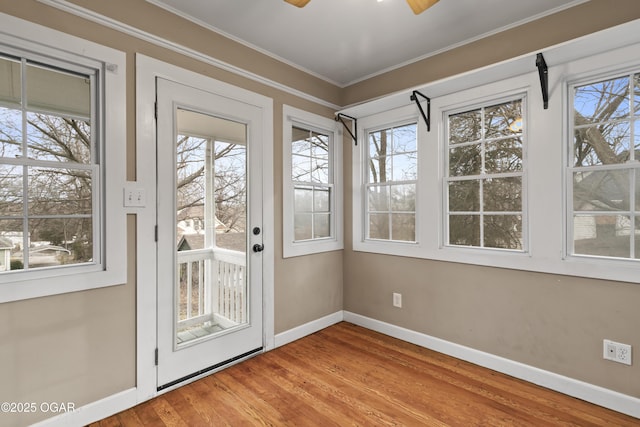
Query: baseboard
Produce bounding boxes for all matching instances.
[343,311,640,419]
[30,387,138,427]
[274,311,344,348]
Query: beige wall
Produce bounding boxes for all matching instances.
[0,0,639,425]
[0,1,343,425]
[342,0,640,401]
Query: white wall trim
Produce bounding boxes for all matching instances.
[344,311,640,420]
[36,0,340,110]
[274,311,344,348]
[30,388,137,427]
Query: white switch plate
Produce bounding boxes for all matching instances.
[123,185,146,207]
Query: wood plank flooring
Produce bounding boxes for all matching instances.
[92,322,638,426]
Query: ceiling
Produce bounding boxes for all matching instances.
[147,0,587,87]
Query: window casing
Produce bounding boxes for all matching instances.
[0,15,126,302]
[366,122,417,242]
[445,96,526,251]
[568,71,640,260]
[283,105,342,257]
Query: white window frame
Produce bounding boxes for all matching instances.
[443,93,528,252]
[0,13,126,302]
[565,65,640,262]
[347,19,640,283]
[283,105,342,257]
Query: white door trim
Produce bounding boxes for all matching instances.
[135,54,274,401]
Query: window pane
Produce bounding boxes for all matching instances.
[310,132,329,158]
[574,76,630,125]
[635,217,640,259]
[368,185,389,212]
[636,170,640,211]
[294,213,312,241]
[573,122,631,166]
[573,169,629,211]
[484,177,522,212]
[294,187,313,212]
[449,109,481,144]
[485,138,522,174]
[27,113,91,163]
[313,213,330,238]
[392,153,417,181]
[484,215,522,249]
[310,156,329,184]
[28,166,92,216]
[28,217,93,267]
[369,213,389,240]
[485,100,523,139]
[573,214,630,258]
[292,126,311,156]
[0,164,23,216]
[0,107,22,158]
[392,124,417,153]
[314,188,330,212]
[176,135,205,214]
[635,119,640,160]
[0,219,22,271]
[26,63,91,118]
[449,215,480,246]
[0,56,21,106]
[369,129,392,158]
[390,184,415,212]
[449,180,479,212]
[391,213,415,242]
[369,155,391,183]
[292,154,311,182]
[449,144,481,177]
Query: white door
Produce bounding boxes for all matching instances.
[156,78,263,389]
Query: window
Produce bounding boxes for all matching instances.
[0,54,97,272]
[283,105,342,257]
[366,122,417,242]
[445,97,526,250]
[346,21,640,282]
[569,72,640,260]
[0,15,126,302]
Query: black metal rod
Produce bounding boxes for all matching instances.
[410,90,431,131]
[536,53,549,110]
[335,113,358,145]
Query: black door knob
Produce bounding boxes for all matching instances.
[253,243,264,253]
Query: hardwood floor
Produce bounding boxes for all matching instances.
[92,322,638,426]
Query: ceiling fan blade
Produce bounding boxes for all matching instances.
[284,0,311,7]
[406,0,439,15]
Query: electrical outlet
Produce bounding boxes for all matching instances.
[393,293,402,308]
[603,339,632,366]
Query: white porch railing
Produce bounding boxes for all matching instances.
[176,247,246,330]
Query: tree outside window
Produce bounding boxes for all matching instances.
[445,98,525,250]
[571,73,640,259]
[0,55,96,271]
[366,123,417,242]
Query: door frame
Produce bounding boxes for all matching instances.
[135,54,274,400]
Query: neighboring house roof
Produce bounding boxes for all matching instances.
[176,232,246,252]
[0,237,12,250]
[177,234,205,251]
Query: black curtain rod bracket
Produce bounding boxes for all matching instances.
[335,113,358,145]
[410,90,431,131]
[536,53,549,110]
